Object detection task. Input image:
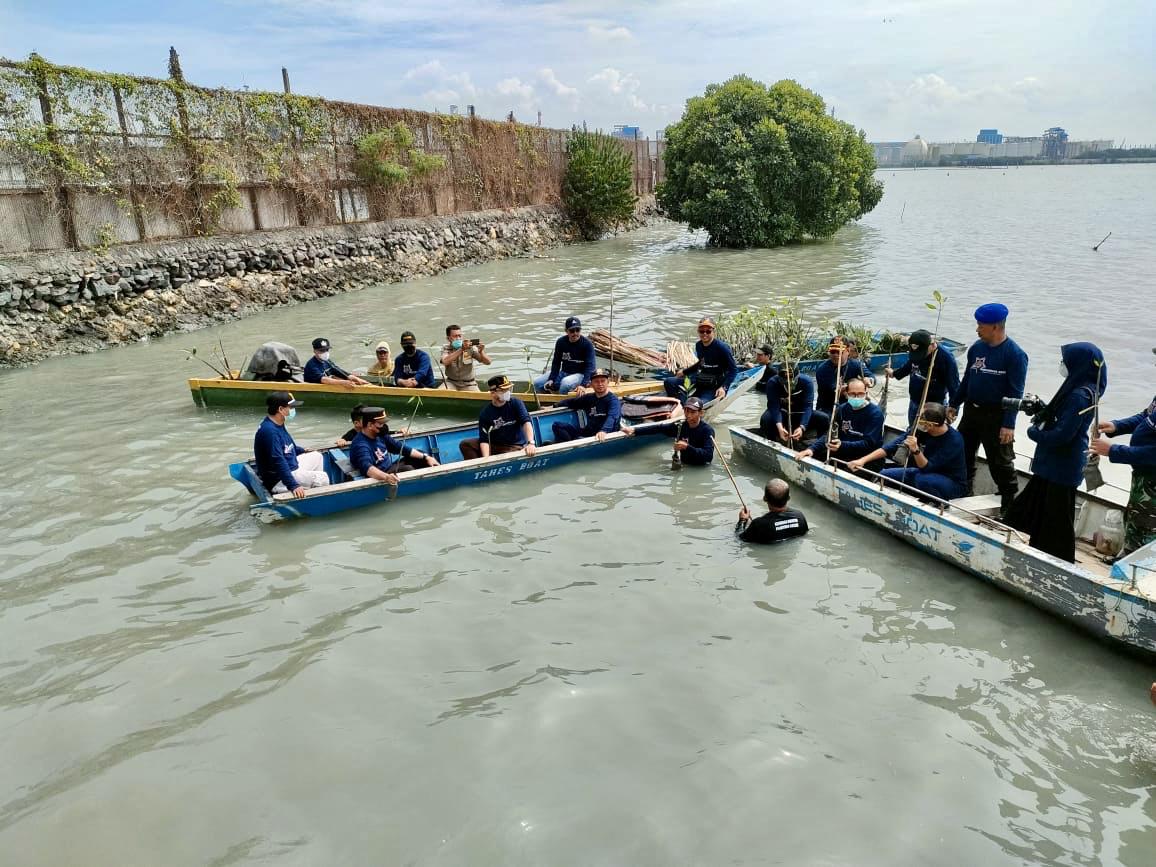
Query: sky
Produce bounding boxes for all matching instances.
[2,0,1154,144]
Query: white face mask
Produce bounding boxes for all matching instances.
[1059,361,1068,377]
[497,389,513,404]
[286,407,296,421]
[319,351,330,362]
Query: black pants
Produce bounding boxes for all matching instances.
[1004,475,1077,562]
[759,410,826,447]
[958,403,1018,504]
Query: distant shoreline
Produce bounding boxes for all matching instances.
[879,159,1156,170]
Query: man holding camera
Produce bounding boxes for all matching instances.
[949,303,1029,513]
[441,324,491,391]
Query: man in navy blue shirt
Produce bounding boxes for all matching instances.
[664,317,738,404]
[760,362,821,447]
[253,391,329,497]
[814,337,873,421]
[949,303,1029,512]
[626,396,715,465]
[460,375,540,460]
[303,337,369,387]
[553,368,622,443]
[848,403,967,501]
[885,329,961,425]
[350,407,439,482]
[797,377,884,467]
[394,331,437,388]
[534,316,596,394]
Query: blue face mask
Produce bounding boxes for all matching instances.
[286,407,296,421]
[847,397,867,410]
[451,338,463,350]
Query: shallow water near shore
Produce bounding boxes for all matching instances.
[3,164,1156,864]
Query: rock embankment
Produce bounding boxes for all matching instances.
[0,203,656,366]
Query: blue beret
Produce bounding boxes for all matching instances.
[974,303,1009,324]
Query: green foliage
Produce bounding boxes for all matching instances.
[657,75,884,248]
[352,123,446,189]
[716,299,908,363]
[562,130,636,240]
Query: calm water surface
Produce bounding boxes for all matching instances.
[2,165,1156,865]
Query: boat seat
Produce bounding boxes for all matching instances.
[333,456,361,480]
[949,494,1002,517]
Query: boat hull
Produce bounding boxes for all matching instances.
[729,426,1156,659]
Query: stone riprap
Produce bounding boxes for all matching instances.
[0,202,659,366]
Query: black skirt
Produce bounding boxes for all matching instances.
[1004,475,1077,563]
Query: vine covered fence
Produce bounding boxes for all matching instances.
[0,53,665,255]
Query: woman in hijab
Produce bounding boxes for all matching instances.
[1004,342,1107,562]
[366,340,393,380]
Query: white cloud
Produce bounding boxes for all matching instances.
[538,68,579,104]
[588,67,649,112]
[586,23,634,42]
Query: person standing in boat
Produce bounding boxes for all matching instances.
[534,316,596,395]
[949,303,1029,514]
[885,329,961,425]
[254,391,329,498]
[460,375,539,460]
[664,317,738,404]
[1002,343,1107,562]
[1091,357,1156,554]
[736,478,810,544]
[552,368,622,443]
[350,407,438,481]
[848,403,967,500]
[366,341,394,381]
[441,325,491,391]
[760,361,820,447]
[394,331,437,389]
[625,396,715,464]
[796,377,885,468]
[813,337,874,428]
[303,338,370,387]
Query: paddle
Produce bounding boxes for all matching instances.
[523,345,543,410]
[671,419,684,470]
[1083,359,1106,490]
[711,435,749,512]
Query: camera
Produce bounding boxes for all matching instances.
[1001,393,1047,417]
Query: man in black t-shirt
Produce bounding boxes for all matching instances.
[736,478,809,544]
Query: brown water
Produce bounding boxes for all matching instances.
[2,165,1156,865]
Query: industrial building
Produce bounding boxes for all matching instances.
[871,129,1114,166]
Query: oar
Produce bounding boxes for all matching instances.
[1092,231,1112,251]
[711,435,749,512]
[1083,360,1105,490]
[431,343,449,390]
[671,419,684,470]
[523,346,543,410]
[825,345,845,464]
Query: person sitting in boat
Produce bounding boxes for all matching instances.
[441,325,491,392]
[350,407,439,482]
[796,378,884,468]
[394,331,437,389]
[736,478,810,544]
[625,396,715,465]
[1090,350,1156,555]
[848,403,967,501]
[552,368,622,443]
[1003,343,1106,563]
[254,391,328,498]
[460,375,539,460]
[335,404,366,448]
[303,337,370,387]
[885,329,961,425]
[664,317,738,404]
[748,344,775,393]
[760,362,822,448]
[533,316,596,395]
[366,341,394,381]
[813,337,873,425]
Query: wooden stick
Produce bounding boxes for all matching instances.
[1093,231,1111,251]
[711,435,748,511]
[825,347,845,462]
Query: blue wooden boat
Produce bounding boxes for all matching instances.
[729,424,1156,659]
[229,367,761,523]
[791,334,967,376]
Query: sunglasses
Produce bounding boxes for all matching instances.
[567,328,581,334]
[697,328,714,334]
[376,349,389,354]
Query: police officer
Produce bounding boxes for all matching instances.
[948,303,1029,512]
[886,329,961,425]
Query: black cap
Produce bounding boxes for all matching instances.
[312,337,330,351]
[591,367,611,379]
[487,374,513,390]
[359,406,387,425]
[564,316,581,330]
[685,397,705,411]
[908,329,933,361]
[400,330,416,343]
[757,344,774,358]
[266,391,301,414]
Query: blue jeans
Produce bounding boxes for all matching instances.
[880,467,966,501]
[533,372,584,394]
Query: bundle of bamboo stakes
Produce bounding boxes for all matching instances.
[589,329,697,372]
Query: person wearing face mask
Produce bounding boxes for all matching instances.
[664,317,738,404]
[885,329,961,425]
[253,391,328,499]
[534,316,597,395]
[441,324,491,391]
[814,337,873,420]
[1003,343,1106,562]
[1090,348,1156,555]
[459,375,539,460]
[796,378,884,468]
[848,403,967,500]
[350,407,438,482]
[303,337,369,387]
[552,368,622,443]
[735,478,810,544]
[395,331,437,389]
